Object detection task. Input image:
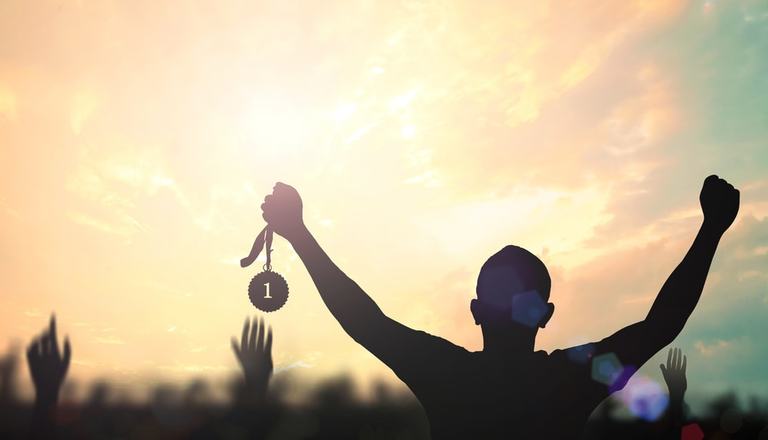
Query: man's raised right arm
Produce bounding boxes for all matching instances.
[290,225,394,345]
[260,183,422,353]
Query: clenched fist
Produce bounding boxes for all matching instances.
[262,182,305,240]
[700,175,739,234]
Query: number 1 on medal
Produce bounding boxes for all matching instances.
[264,282,272,299]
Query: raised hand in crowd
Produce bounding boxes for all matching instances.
[661,347,688,423]
[231,316,273,405]
[660,347,687,405]
[27,314,71,438]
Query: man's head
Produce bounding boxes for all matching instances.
[471,246,554,341]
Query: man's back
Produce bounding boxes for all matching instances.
[377,331,609,440]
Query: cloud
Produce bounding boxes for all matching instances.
[70,91,98,135]
[68,211,143,236]
[276,361,314,374]
[65,144,194,237]
[0,199,21,219]
[0,85,17,120]
[600,66,680,156]
[95,335,127,345]
[694,339,731,357]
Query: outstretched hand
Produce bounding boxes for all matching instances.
[660,347,687,402]
[700,175,739,234]
[261,182,305,241]
[231,316,273,401]
[27,315,71,405]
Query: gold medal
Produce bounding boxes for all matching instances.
[241,227,289,312]
[248,270,289,312]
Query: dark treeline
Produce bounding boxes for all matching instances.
[0,355,434,439]
[1,380,767,439]
[2,341,768,440]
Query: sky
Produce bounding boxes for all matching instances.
[0,0,767,412]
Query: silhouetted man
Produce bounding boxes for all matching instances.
[258,175,739,439]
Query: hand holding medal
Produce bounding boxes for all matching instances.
[240,183,304,312]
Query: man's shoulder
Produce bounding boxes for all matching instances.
[381,328,471,370]
[384,331,472,387]
[412,329,472,356]
[534,346,598,377]
[542,346,613,395]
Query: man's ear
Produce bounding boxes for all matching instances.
[538,302,555,329]
[470,299,482,325]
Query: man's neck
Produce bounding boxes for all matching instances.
[481,329,536,354]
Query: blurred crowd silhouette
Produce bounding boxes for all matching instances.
[1,318,768,439]
[0,314,431,440]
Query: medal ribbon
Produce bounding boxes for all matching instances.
[240,226,274,271]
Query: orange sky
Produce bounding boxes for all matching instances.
[1,0,767,407]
